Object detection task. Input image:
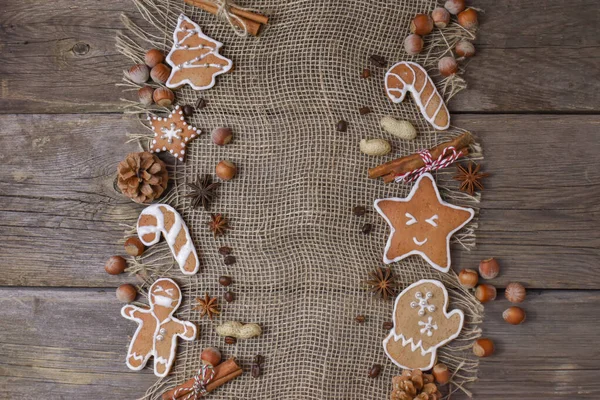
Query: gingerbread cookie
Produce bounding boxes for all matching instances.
[165,14,233,91]
[374,173,474,273]
[137,204,200,275]
[122,278,197,377]
[148,105,200,161]
[383,279,464,370]
[385,61,450,130]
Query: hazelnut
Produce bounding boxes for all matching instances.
[116,283,137,303]
[216,160,237,180]
[458,8,478,30]
[473,338,495,357]
[125,64,150,84]
[124,237,145,257]
[503,306,526,325]
[410,14,434,36]
[433,363,450,384]
[219,275,232,286]
[455,40,476,58]
[475,284,497,303]
[458,269,479,289]
[404,34,424,55]
[438,56,458,77]
[479,257,500,279]
[432,7,451,28]
[505,282,526,303]
[144,48,165,68]
[105,255,127,275]
[444,0,465,15]
[153,87,175,107]
[201,346,222,366]
[137,85,154,107]
[150,63,171,84]
[212,127,233,146]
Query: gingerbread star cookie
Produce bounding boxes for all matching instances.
[148,105,200,161]
[383,279,464,370]
[374,173,474,273]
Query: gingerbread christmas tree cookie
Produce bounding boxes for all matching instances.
[165,14,233,91]
[383,279,464,370]
[122,278,197,377]
[148,105,200,161]
[374,173,474,273]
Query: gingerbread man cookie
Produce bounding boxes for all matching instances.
[165,14,233,91]
[137,204,200,275]
[121,278,197,377]
[148,105,200,161]
[374,173,474,273]
[383,279,464,370]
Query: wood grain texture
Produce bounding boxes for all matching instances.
[1,113,597,288]
[0,287,597,399]
[0,0,598,113]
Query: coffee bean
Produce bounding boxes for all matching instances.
[182,105,194,117]
[195,97,207,109]
[368,364,382,378]
[251,363,261,378]
[383,321,394,330]
[361,223,373,234]
[224,291,235,303]
[336,120,348,132]
[218,246,232,256]
[369,54,387,68]
[224,255,236,265]
[353,206,366,216]
[219,276,232,286]
[361,68,371,79]
[224,336,237,345]
[355,315,366,324]
[359,106,371,115]
[253,354,264,365]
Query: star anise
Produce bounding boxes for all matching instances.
[185,174,220,210]
[366,267,399,300]
[453,162,490,196]
[208,213,230,237]
[193,293,220,319]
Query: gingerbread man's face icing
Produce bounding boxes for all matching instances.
[374,173,474,273]
[149,278,182,320]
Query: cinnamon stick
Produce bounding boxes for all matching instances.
[184,0,263,36]
[197,0,269,25]
[381,147,470,183]
[161,358,243,400]
[368,132,472,179]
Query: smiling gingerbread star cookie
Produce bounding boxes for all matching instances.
[374,173,474,273]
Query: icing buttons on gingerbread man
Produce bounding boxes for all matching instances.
[121,278,197,377]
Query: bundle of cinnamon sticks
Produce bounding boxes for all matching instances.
[184,0,269,36]
[162,358,243,399]
[368,132,472,183]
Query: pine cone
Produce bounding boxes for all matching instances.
[117,152,168,203]
[391,370,441,400]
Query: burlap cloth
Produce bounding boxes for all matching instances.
[117,0,484,398]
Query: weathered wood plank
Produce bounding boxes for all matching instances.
[0,287,597,399]
[0,0,598,113]
[0,113,598,288]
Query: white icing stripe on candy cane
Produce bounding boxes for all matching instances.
[137,204,199,275]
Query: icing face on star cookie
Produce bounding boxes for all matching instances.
[374,173,474,273]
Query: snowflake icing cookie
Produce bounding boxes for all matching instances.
[122,278,197,377]
[165,14,233,91]
[374,172,474,273]
[148,105,200,161]
[383,279,464,370]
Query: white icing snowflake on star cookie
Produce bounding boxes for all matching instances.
[147,105,200,162]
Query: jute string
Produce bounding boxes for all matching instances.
[117,1,484,398]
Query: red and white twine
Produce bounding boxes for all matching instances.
[394,146,464,183]
[172,364,215,400]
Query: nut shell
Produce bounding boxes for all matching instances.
[201,347,222,366]
[438,56,459,77]
[432,7,451,28]
[152,87,175,107]
[410,14,434,36]
[403,34,424,56]
[458,8,478,30]
[473,338,495,357]
[455,40,476,58]
[444,0,466,15]
[212,127,233,146]
[479,257,500,279]
[216,160,237,180]
[116,284,137,303]
[150,63,171,84]
[433,363,450,384]
[105,256,127,275]
[124,237,145,257]
[458,268,479,289]
[360,138,391,156]
[138,86,154,106]
[505,282,526,303]
[126,64,150,84]
[380,116,417,140]
[144,49,165,68]
[475,284,497,303]
[503,306,526,325]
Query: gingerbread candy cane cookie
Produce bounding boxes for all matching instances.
[385,61,450,130]
[137,204,200,275]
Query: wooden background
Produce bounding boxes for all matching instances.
[1,0,599,398]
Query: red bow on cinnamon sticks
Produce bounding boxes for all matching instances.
[368,132,472,184]
[162,358,243,399]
